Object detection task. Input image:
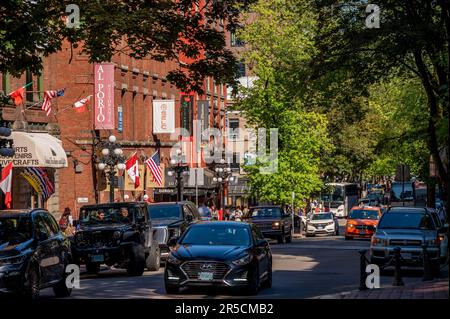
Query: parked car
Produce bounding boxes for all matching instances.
[244,206,293,244]
[72,202,160,276]
[147,201,201,260]
[164,221,272,295]
[305,212,339,237]
[0,209,72,299]
[370,207,449,275]
[345,205,383,240]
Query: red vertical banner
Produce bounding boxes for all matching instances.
[94,63,115,130]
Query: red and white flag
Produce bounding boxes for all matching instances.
[0,162,13,209]
[42,89,65,116]
[125,152,140,189]
[73,95,92,113]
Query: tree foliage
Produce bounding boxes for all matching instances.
[0,0,255,93]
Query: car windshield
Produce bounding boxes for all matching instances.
[148,205,182,220]
[79,206,135,225]
[180,225,251,246]
[378,212,435,230]
[312,213,333,220]
[0,216,32,245]
[250,207,282,218]
[349,209,379,220]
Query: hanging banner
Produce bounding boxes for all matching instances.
[181,94,194,135]
[94,63,115,130]
[153,100,175,134]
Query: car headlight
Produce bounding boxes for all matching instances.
[166,254,181,265]
[232,254,252,266]
[272,221,281,229]
[371,237,386,246]
[347,224,354,228]
[327,222,335,226]
[0,254,27,266]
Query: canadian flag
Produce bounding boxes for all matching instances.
[0,162,13,209]
[125,152,140,189]
[73,95,92,113]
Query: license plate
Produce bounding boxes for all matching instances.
[91,254,104,262]
[198,272,214,281]
[401,253,412,260]
[317,226,323,229]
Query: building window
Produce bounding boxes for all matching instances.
[237,62,246,78]
[230,32,244,47]
[231,153,240,171]
[229,118,239,140]
[25,69,34,102]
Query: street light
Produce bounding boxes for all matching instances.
[167,148,189,201]
[212,159,233,217]
[97,135,126,203]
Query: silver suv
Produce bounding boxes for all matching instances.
[370,207,448,275]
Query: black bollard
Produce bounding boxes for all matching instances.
[359,249,368,290]
[393,247,404,286]
[422,243,433,281]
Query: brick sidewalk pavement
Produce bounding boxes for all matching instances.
[312,278,449,299]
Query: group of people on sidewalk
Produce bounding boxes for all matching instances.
[198,203,250,221]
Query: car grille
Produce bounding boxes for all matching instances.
[355,225,376,231]
[154,227,169,245]
[255,223,273,232]
[312,223,329,228]
[181,262,230,280]
[389,239,422,246]
[76,231,117,248]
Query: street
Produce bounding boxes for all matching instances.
[31,221,447,299]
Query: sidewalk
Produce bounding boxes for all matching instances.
[312,278,449,299]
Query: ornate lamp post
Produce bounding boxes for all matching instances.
[213,158,234,214]
[97,135,126,203]
[167,148,189,202]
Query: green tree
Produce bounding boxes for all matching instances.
[0,0,255,93]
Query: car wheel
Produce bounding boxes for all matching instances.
[24,266,40,300]
[164,269,180,294]
[86,262,100,275]
[285,234,292,243]
[431,262,441,277]
[146,244,161,271]
[277,230,285,244]
[345,236,353,240]
[245,267,260,295]
[127,244,145,276]
[53,258,72,298]
[261,261,272,289]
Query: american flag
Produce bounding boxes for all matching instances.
[146,150,162,186]
[42,89,65,116]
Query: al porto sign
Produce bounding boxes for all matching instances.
[94,63,115,130]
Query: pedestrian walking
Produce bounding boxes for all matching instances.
[59,207,75,237]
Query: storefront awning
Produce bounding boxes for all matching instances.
[0,131,68,168]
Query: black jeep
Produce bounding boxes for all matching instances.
[72,202,160,276]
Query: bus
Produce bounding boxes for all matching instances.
[320,183,359,218]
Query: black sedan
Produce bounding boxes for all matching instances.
[164,221,272,295]
[0,209,72,299]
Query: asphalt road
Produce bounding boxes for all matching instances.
[30,220,445,299]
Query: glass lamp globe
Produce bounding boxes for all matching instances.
[226,167,231,172]
[101,148,109,156]
[176,149,182,155]
[143,194,149,201]
[168,171,174,177]
[117,163,126,170]
[218,177,223,182]
[98,163,106,170]
[109,135,117,143]
[113,148,123,156]
[218,168,223,173]
[220,158,225,164]
[213,177,218,182]
[170,159,177,165]
[229,176,234,182]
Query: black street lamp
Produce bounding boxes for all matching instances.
[97,135,126,203]
[213,158,234,213]
[168,148,189,202]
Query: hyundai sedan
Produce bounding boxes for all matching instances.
[164,221,272,295]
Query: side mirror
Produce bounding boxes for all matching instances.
[168,236,179,247]
[36,231,48,241]
[257,239,268,247]
[186,215,193,223]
